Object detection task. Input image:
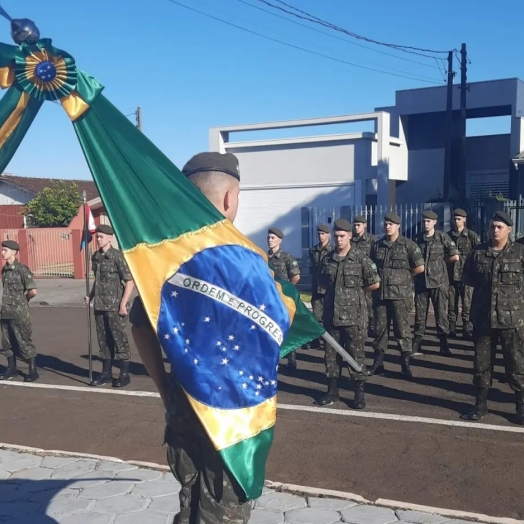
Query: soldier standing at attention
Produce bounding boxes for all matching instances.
[412,210,459,357]
[85,225,135,388]
[447,208,480,340]
[462,211,524,424]
[314,219,380,408]
[267,226,301,371]
[0,240,38,382]
[308,224,332,348]
[370,213,425,378]
[351,215,377,336]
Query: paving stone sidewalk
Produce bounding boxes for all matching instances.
[0,448,481,524]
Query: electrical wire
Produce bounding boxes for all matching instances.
[165,0,443,84]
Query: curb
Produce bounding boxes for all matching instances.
[1,442,521,523]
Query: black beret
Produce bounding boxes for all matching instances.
[96,224,114,235]
[317,224,330,233]
[268,227,284,239]
[182,152,240,181]
[453,208,467,217]
[492,211,513,227]
[384,212,401,225]
[353,215,367,224]
[2,240,19,250]
[422,210,438,220]
[333,219,352,232]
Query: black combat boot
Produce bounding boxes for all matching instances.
[314,378,339,406]
[0,357,16,380]
[515,392,524,426]
[90,359,112,386]
[401,352,412,379]
[411,336,423,357]
[439,335,452,356]
[449,321,456,338]
[287,351,297,373]
[461,388,488,421]
[368,351,385,376]
[24,358,39,382]
[112,360,130,388]
[353,381,366,410]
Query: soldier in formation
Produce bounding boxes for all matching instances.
[461,211,524,424]
[370,213,424,378]
[308,224,332,348]
[447,208,479,339]
[85,224,135,388]
[267,226,301,371]
[351,215,377,336]
[0,240,39,382]
[412,210,459,357]
[315,219,380,408]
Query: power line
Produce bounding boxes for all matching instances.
[258,0,450,58]
[233,0,443,71]
[165,0,443,85]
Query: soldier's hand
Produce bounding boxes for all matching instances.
[84,296,90,306]
[118,304,128,317]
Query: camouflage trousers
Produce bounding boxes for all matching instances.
[373,299,412,354]
[324,325,367,381]
[414,287,449,337]
[448,281,473,326]
[165,427,252,524]
[473,326,524,392]
[94,310,131,361]
[311,294,325,323]
[0,317,37,360]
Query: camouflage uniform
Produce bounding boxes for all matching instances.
[129,297,251,524]
[0,260,37,360]
[351,232,377,330]
[371,236,424,356]
[308,242,332,322]
[92,247,133,361]
[462,241,524,392]
[268,250,300,282]
[414,231,459,337]
[319,249,380,381]
[447,227,480,333]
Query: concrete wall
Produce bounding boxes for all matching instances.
[0,181,33,205]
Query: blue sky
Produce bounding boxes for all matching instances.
[2,0,523,180]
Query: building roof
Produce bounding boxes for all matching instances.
[0,174,99,200]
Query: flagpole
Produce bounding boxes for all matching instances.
[321,332,363,373]
[83,190,93,383]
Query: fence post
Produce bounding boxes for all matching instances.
[17,229,30,267]
[72,230,84,279]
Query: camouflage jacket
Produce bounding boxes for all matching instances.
[371,236,424,301]
[268,249,300,282]
[308,242,332,295]
[447,227,480,282]
[351,232,377,257]
[415,230,459,290]
[92,247,133,312]
[1,260,36,320]
[462,240,524,329]
[319,249,380,328]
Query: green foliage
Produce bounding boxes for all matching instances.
[24,181,83,227]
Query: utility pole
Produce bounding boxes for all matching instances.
[458,43,468,202]
[135,106,142,131]
[443,50,454,201]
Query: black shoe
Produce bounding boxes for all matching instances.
[112,360,130,388]
[461,389,488,421]
[308,338,321,350]
[0,357,16,380]
[515,392,524,425]
[314,378,339,406]
[353,381,366,410]
[90,360,113,386]
[368,352,385,376]
[287,351,297,373]
[439,335,452,356]
[24,358,39,382]
[411,336,423,357]
[401,352,412,380]
[449,322,456,338]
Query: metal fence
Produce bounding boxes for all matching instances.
[26,228,75,278]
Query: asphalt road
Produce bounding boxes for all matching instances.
[0,307,523,519]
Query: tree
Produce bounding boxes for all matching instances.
[24,181,83,227]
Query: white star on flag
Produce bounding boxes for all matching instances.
[171,291,178,297]
[255,391,260,396]
[265,381,269,386]
[233,345,240,351]
[164,334,170,340]
[186,339,190,344]
[242,383,247,389]
[217,341,222,346]
[228,335,235,341]
[258,376,264,382]
[222,358,229,365]
[256,384,262,390]
[204,317,210,323]
[249,375,254,380]
[194,359,198,365]
[271,380,276,386]
[250,325,256,330]
[173,327,179,334]
[239,370,244,376]
[259,304,266,311]
[184,348,188,353]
